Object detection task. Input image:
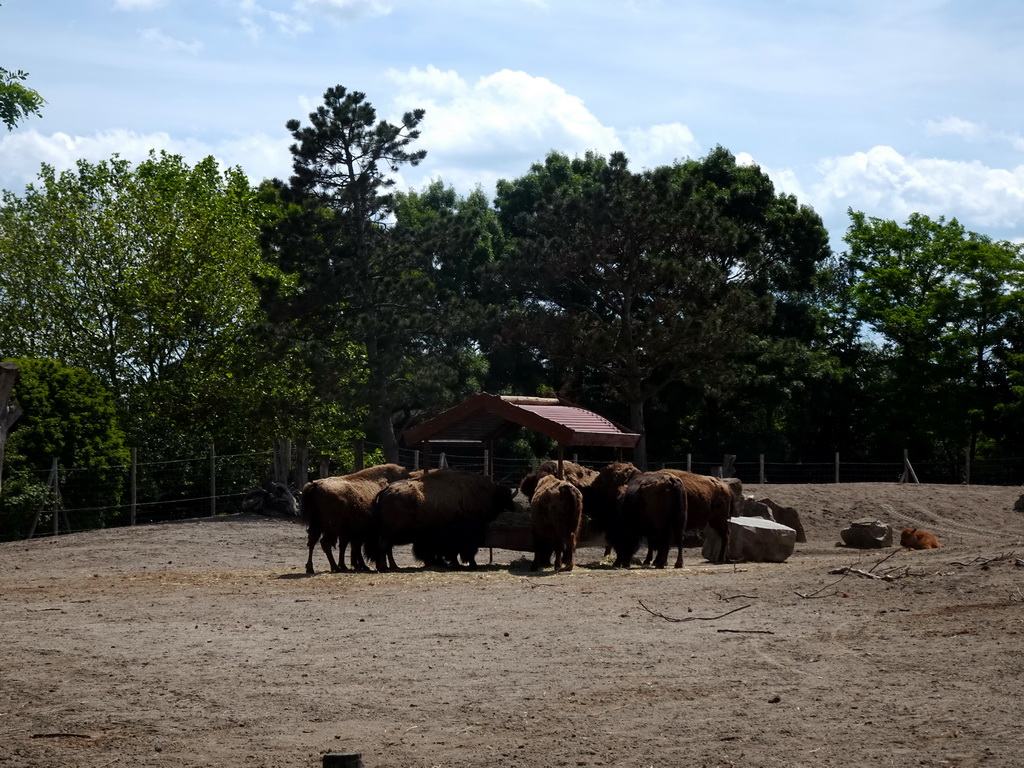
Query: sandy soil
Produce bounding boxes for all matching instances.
[2,482,1023,768]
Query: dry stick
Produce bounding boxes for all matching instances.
[796,548,907,599]
[720,594,758,601]
[867,547,903,573]
[828,567,899,581]
[950,550,1017,567]
[794,569,852,599]
[637,599,750,623]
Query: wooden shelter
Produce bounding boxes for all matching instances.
[400,392,641,477]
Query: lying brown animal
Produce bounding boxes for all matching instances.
[900,527,942,550]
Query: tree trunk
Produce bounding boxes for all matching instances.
[0,362,24,496]
[629,398,647,470]
[365,335,400,464]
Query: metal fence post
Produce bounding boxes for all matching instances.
[130,447,137,526]
[209,442,217,517]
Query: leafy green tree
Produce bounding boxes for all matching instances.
[259,85,479,461]
[0,151,281,456]
[844,211,1024,461]
[0,66,44,130]
[1,358,128,538]
[493,148,831,467]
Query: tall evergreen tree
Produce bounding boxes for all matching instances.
[259,85,467,461]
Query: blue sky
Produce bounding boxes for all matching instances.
[3,0,1023,249]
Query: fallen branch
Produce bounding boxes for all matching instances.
[637,599,750,623]
[949,551,1017,568]
[720,594,758,601]
[867,548,903,573]
[828,567,903,581]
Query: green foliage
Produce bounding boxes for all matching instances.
[3,358,128,534]
[491,147,832,466]
[842,211,1024,459]
[0,470,50,541]
[0,66,44,131]
[0,151,289,457]
[261,86,492,460]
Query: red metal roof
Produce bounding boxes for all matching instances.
[400,392,641,449]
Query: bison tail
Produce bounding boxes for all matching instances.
[298,483,318,530]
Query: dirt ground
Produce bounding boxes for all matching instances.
[2,481,1024,768]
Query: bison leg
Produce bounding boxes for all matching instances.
[305,529,319,574]
[531,548,549,571]
[643,546,654,566]
[321,534,342,573]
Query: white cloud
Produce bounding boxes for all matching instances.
[139,28,204,55]
[0,129,292,194]
[810,145,1024,233]
[388,67,697,191]
[925,116,984,141]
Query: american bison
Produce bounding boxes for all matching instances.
[657,469,733,563]
[299,463,411,574]
[615,471,688,568]
[520,459,599,499]
[528,474,585,572]
[368,470,515,572]
[900,527,942,549]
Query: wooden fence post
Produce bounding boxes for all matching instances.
[686,453,692,472]
[759,454,765,485]
[835,452,840,484]
[900,449,920,484]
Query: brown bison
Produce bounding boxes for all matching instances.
[519,459,599,499]
[528,474,585,572]
[299,463,411,574]
[615,471,688,568]
[656,469,733,563]
[368,470,515,572]
[900,527,942,549]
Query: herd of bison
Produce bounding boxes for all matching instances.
[5,460,1024,767]
[300,460,767,576]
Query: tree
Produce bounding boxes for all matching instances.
[260,85,459,462]
[844,211,1024,461]
[493,148,831,467]
[0,151,281,455]
[1,358,128,538]
[0,66,44,131]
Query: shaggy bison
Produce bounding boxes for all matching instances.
[368,470,515,572]
[616,471,688,568]
[900,527,942,549]
[528,474,585,572]
[657,469,733,563]
[299,463,411,574]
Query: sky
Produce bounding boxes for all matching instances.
[2,0,1024,250]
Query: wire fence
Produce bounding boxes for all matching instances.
[3,442,1022,541]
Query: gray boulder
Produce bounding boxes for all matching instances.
[739,496,774,520]
[703,516,797,563]
[757,497,807,543]
[1014,494,1024,512]
[839,519,893,548]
